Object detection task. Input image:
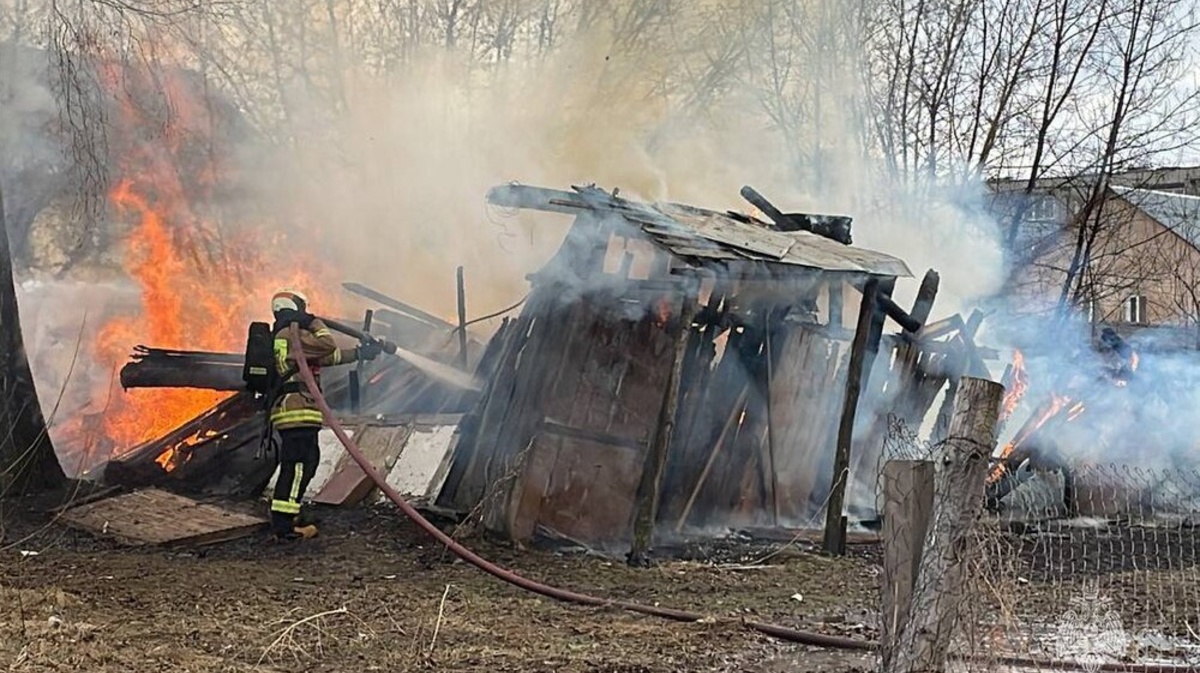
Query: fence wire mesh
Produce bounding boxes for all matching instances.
[877,415,1200,672]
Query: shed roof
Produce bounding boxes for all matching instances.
[1111,185,1200,250]
[488,184,912,278]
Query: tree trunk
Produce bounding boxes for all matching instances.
[0,184,66,495]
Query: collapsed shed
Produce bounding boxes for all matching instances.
[434,183,951,555]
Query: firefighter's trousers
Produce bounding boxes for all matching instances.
[270,427,320,535]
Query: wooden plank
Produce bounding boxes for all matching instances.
[827,279,844,328]
[60,488,266,547]
[886,378,1004,673]
[674,385,749,531]
[880,460,935,670]
[481,300,586,534]
[508,434,560,541]
[683,214,793,259]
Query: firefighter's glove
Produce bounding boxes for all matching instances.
[357,340,383,361]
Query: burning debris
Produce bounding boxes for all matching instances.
[40,58,341,474]
[985,327,1149,513]
[96,284,486,496]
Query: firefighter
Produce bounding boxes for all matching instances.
[267,289,382,541]
[1098,327,1135,384]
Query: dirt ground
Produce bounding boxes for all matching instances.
[0,493,881,673]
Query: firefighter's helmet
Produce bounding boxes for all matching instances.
[271,289,309,315]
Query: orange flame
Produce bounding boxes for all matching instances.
[988,393,1085,484]
[999,349,1028,422]
[653,295,672,328]
[54,58,341,474]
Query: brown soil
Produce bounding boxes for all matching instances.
[0,496,880,673]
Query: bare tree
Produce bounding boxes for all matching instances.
[1056,0,1200,316]
[0,183,65,494]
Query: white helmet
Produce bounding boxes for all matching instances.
[271,289,309,314]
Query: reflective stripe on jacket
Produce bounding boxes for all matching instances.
[270,318,358,430]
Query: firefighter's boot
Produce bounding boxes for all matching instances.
[294,504,318,528]
[269,511,301,542]
[292,523,319,539]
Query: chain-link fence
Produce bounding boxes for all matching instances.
[877,416,1200,672]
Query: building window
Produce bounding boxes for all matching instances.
[1026,196,1060,222]
[1123,295,1147,324]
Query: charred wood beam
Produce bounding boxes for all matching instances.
[909,270,940,327]
[739,186,853,245]
[874,271,938,334]
[824,278,880,555]
[119,347,247,391]
[486,184,589,215]
[876,295,922,333]
[341,282,456,333]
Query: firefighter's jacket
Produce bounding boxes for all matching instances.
[270,318,359,430]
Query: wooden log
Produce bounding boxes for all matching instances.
[886,377,1004,673]
[879,460,935,670]
[823,278,879,555]
[119,353,246,391]
[630,285,698,564]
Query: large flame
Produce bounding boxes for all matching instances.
[53,59,341,474]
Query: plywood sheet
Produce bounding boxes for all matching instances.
[383,425,458,499]
[313,425,410,505]
[60,488,266,547]
[515,431,644,549]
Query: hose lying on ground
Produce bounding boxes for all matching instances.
[287,325,1192,673]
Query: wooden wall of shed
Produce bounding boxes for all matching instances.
[436,278,680,546]
[494,291,676,545]
[661,277,862,533]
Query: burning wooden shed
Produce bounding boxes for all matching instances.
[434,183,935,555]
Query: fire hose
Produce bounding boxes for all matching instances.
[286,325,1192,673]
